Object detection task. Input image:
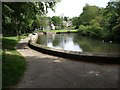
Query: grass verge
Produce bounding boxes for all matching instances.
[2,36,27,88]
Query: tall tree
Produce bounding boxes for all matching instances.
[51,16,63,29]
[80,4,101,25]
[32,15,48,30]
[72,4,102,29]
[2,1,59,36]
[104,1,120,41]
[72,17,81,29]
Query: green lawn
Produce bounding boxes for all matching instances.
[2,36,27,88]
[43,29,78,33]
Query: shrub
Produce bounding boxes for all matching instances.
[79,24,104,38]
[90,25,103,37]
[79,25,90,36]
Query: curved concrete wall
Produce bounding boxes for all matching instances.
[28,33,120,64]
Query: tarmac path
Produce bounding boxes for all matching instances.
[15,37,119,88]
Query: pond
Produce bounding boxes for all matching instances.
[37,33,120,54]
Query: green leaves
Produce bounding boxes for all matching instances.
[72,17,81,29]
[103,1,120,41]
[51,16,63,29]
[72,1,120,41]
[2,2,57,36]
[80,4,100,25]
[79,25,103,38]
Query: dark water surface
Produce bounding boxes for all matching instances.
[37,33,119,54]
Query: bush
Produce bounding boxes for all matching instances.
[79,25,90,36]
[55,26,61,30]
[90,25,103,37]
[79,25,103,38]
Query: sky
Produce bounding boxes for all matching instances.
[46,0,110,18]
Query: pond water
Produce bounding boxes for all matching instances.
[37,33,120,54]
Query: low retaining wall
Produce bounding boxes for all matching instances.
[28,33,120,64]
[29,33,38,42]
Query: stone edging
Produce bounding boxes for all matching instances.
[28,33,119,64]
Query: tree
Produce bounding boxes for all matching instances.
[72,17,81,29]
[72,4,102,29]
[80,4,101,25]
[51,16,63,29]
[32,15,48,30]
[2,2,59,36]
[103,1,120,41]
[64,16,69,22]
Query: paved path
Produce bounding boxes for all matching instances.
[15,37,119,88]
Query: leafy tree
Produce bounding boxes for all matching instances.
[103,1,120,41]
[72,1,120,41]
[32,15,48,30]
[64,16,69,22]
[72,4,102,29]
[51,16,63,29]
[80,4,101,25]
[2,2,59,36]
[72,17,81,29]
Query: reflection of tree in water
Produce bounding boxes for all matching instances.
[37,35,47,45]
[63,34,70,43]
[73,34,119,53]
[47,35,53,43]
[52,34,72,48]
[52,34,61,46]
[73,34,96,52]
[60,34,73,49]
[37,33,119,53]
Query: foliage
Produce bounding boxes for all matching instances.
[73,1,120,42]
[103,1,120,41]
[77,4,104,38]
[64,16,69,22]
[32,16,48,30]
[51,16,63,29]
[72,17,81,29]
[79,25,103,38]
[2,2,57,36]
[80,4,101,25]
[72,4,102,29]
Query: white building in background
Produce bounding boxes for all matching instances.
[45,23,55,30]
[51,23,55,30]
[67,20,72,27]
[63,20,72,27]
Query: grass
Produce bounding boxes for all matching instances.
[2,36,27,88]
[43,29,78,33]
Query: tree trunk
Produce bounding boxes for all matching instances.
[17,20,22,40]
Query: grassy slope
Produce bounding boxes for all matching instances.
[2,36,27,88]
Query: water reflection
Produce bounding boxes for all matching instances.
[37,33,119,53]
